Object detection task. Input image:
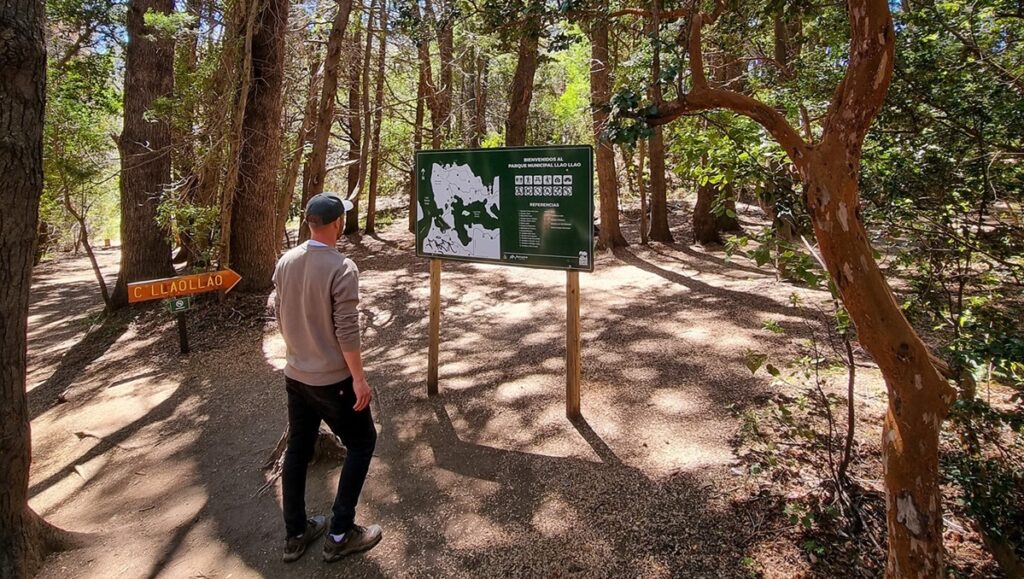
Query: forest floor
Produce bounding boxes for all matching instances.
[25,199,1000,578]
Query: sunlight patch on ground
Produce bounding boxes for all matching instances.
[262,332,286,370]
[144,518,259,579]
[495,377,550,402]
[648,389,704,415]
[31,452,110,516]
[445,513,513,550]
[532,494,578,538]
[32,410,202,521]
[675,327,710,341]
[79,377,180,438]
[442,392,605,462]
[30,375,181,479]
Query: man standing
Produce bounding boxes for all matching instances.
[272,192,382,563]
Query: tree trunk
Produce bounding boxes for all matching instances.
[299,0,354,242]
[171,0,202,268]
[456,40,467,146]
[804,141,954,578]
[346,0,376,235]
[348,22,363,229]
[638,139,648,245]
[0,3,77,574]
[646,2,953,571]
[409,42,427,233]
[647,127,672,242]
[646,0,672,243]
[278,54,321,252]
[590,8,627,249]
[188,6,232,269]
[411,0,441,149]
[228,0,290,291]
[691,60,741,245]
[792,4,953,573]
[423,0,452,144]
[693,179,720,245]
[110,0,176,308]
[429,0,453,140]
[62,188,111,309]
[364,1,387,234]
[505,27,539,147]
[217,0,258,276]
[471,49,487,147]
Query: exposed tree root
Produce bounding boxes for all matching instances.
[254,426,347,498]
[0,509,88,579]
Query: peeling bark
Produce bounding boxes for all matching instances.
[647,1,956,574]
[807,141,953,578]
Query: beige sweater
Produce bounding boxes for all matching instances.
[272,242,361,386]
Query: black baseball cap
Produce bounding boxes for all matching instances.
[305,192,354,226]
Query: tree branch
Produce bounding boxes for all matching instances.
[820,0,896,153]
[608,6,690,21]
[646,5,807,165]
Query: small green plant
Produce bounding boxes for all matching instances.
[784,502,814,530]
[801,539,826,557]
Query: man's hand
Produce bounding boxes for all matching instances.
[352,375,372,412]
[342,350,371,411]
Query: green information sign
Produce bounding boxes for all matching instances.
[165,296,193,314]
[415,146,594,272]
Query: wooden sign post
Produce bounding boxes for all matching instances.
[128,269,242,354]
[566,271,581,419]
[424,263,583,419]
[165,297,194,354]
[427,259,441,396]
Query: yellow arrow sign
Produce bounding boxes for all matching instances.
[128,269,242,304]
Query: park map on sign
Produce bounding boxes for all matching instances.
[419,162,501,260]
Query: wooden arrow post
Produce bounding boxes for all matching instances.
[566,270,581,419]
[177,313,189,354]
[130,271,240,355]
[128,269,242,303]
[427,259,442,396]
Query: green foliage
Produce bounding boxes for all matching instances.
[481,132,506,148]
[724,230,824,289]
[944,451,1024,555]
[155,194,219,267]
[42,38,121,252]
[531,26,592,145]
[143,8,195,37]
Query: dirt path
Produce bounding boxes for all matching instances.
[27,208,856,578]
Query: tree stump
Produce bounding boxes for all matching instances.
[256,425,347,497]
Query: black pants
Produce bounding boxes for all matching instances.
[282,376,377,537]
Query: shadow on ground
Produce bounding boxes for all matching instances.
[30,209,827,578]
